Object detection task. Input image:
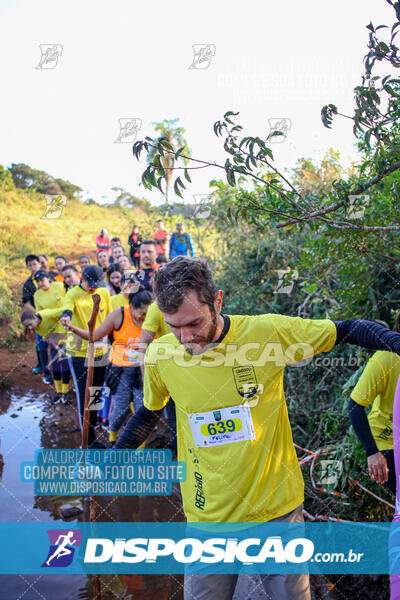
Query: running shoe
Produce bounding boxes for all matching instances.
[60,394,71,405]
[42,374,53,385]
[50,392,62,405]
[32,365,42,374]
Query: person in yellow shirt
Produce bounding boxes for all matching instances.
[116,256,400,600]
[348,344,400,493]
[139,301,176,453]
[60,265,112,448]
[66,288,152,446]
[34,270,65,311]
[21,306,70,404]
[33,269,66,385]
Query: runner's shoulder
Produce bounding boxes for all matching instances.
[52,281,65,293]
[146,332,177,357]
[370,349,400,369]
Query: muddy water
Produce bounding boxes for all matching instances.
[0,391,270,600]
[0,391,185,600]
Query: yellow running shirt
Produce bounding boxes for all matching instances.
[62,286,112,357]
[144,313,337,523]
[34,282,65,310]
[35,308,65,339]
[111,293,129,310]
[34,282,66,334]
[142,302,170,338]
[351,351,400,451]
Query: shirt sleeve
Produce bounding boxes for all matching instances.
[33,290,43,311]
[22,280,33,305]
[142,303,160,334]
[39,307,64,319]
[351,355,387,407]
[62,288,75,314]
[143,346,170,411]
[102,288,112,317]
[267,314,337,365]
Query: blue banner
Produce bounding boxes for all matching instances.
[20,449,186,496]
[0,522,399,574]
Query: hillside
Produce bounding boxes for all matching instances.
[0,185,155,288]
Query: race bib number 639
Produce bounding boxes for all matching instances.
[187,405,256,448]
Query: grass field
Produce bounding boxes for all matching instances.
[0,186,157,287]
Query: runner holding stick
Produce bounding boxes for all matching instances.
[82,293,100,449]
[82,293,102,600]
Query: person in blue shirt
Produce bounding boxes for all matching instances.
[169,222,195,259]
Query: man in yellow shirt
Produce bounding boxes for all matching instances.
[116,257,400,600]
[60,265,112,448]
[349,349,400,493]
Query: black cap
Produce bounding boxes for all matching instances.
[82,265,104,289]
[34,269,49,280]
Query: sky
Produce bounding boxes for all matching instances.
[0,0,395,207]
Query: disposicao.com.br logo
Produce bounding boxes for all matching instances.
[84,536,314,565]
[42,529,82,567]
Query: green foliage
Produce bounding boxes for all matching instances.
[0,165,15,190]
[142,118,191,211]
[0,267,14,324]
[210,168,398,521]
[111,187,151,211]
[9,163,82,199]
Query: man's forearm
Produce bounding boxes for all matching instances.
[138,330,156,379]
[334,319,400,354]
[23,302,36,313]
[114,406,163,449]
[347,398,379,456]
[68,325,90,340]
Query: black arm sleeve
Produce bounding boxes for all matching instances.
[347,398,379,457]
[334,319,400,354]
[114,405,163,449]
[61,309,73,319]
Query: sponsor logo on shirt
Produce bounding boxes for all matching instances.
[232,366,258,398]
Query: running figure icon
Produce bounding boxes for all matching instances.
[45,531,77,566]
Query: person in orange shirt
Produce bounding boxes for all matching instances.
[153,219,170,262]
[67,287,152,446]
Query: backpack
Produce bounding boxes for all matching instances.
[172,233,190,251]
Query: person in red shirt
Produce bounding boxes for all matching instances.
[127,225,142,268]
[96,229,112,257]
[153,219,170,262]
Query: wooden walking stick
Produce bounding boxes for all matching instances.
[82,293,102,600]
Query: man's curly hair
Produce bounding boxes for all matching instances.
[153,256,218,314]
